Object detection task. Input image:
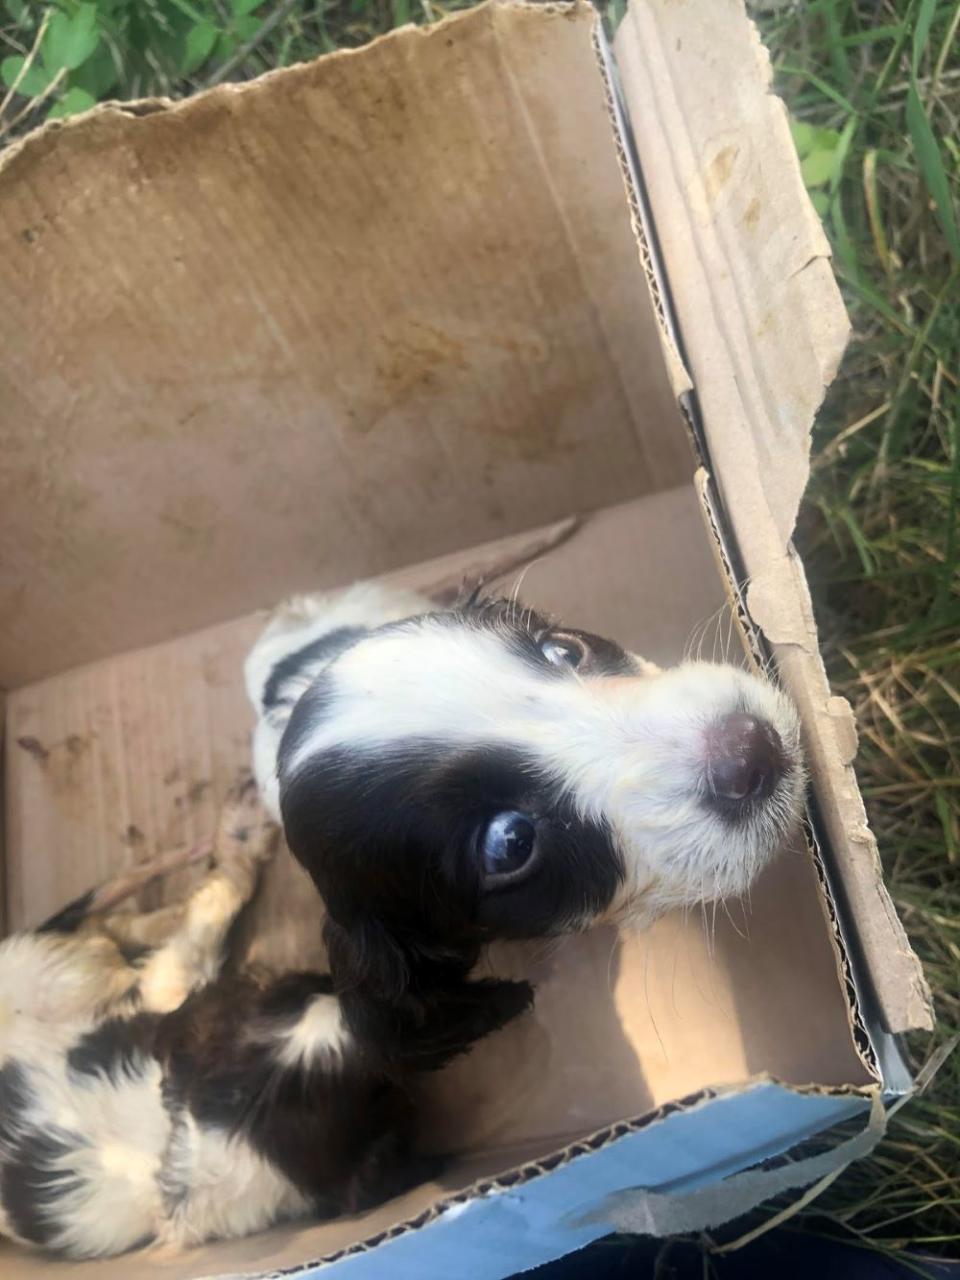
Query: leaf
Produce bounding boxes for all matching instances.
[182,21,219,75]
[47,85,96,119]
[790,119,817,156]
[810,190,830,218]
[796,123,842,189]
[1,53,56,97]
[801,147,840,188]
[71,42,120,99]
[233,14,262,41]
[231,0,264,14]
[215,31,238,61]
[43,3,100,72]
[906,83,960,263]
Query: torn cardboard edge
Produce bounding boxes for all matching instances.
[580,1089,886,1240]
[601,1,931,1035]
[590,9,916,1060]
[0,1,576,183]
[689,469,881,1084]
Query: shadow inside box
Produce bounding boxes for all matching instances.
[516,1231,960,1280]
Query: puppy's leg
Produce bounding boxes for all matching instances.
[138,777,277,1014]
[101,903,186,952]
[37,839,212,935]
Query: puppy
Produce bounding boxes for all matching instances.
[245,581,804,1036]
[0,778,523,1259]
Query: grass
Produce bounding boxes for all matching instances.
[1,0,958,1269]
[754,1,960,1267]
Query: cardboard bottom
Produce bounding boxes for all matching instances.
[1,485,873,1278]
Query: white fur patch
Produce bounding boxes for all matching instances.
[273,995,351,1071]
[0,934,137,1031]
[246,583,431,822]
[0,1047,168,1258]
[158,1117,310,1251]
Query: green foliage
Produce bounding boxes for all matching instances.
[791,119,845,213]
[765,0,960,1264]
[0,0,273,128]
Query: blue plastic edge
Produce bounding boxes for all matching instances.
[253,1082,869,1280]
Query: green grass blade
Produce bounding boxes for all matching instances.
[912,0,939,74]
[905,85,960,263]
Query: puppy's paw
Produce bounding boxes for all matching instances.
[216,770,279,868]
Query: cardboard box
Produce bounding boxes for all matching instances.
[0,1,932,1276]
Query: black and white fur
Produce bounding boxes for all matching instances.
[246,581,804,1024]
[0,779,527,1259]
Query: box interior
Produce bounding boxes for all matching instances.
[0,3,875,1275]
[2,492,874,1280]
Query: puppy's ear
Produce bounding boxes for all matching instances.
[325,914,534,1072]
[403,976,534,1071]
[323,914,411,1004]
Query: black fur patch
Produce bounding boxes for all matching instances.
[278,736,615,1084]
[455,597,639,678]
[67,1013,160,1083]
[0,1059,32,1148]
[0,1062,87,1248]
[37,890,95,934]
[154,970,432,1215]
[281,740,623,946]
[262,626,368,711]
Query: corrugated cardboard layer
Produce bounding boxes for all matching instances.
[0,0,690,688]
[2,490,870,1279]
[613,0,931,1033]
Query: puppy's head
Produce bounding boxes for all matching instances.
[278,599,804,995]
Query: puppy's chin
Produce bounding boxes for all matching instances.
[597,887,664,935]
[606,819,799,935]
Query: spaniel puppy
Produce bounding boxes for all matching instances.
[245,581,804,1037]
[0,779,521,1259]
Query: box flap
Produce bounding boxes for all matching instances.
[2,491,873,1278]
[613,0,931,1033]
[0,0,690,688]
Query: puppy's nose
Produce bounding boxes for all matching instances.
[706,713,784,805]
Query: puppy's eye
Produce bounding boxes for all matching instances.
[540,633,586,669]
[480,811,538,884]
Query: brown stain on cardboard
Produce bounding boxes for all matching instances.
[344,316,566,461]
[347,322,469,435]
[743,196,762,230]
[17,731,97,801]
[706,143,739,201]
